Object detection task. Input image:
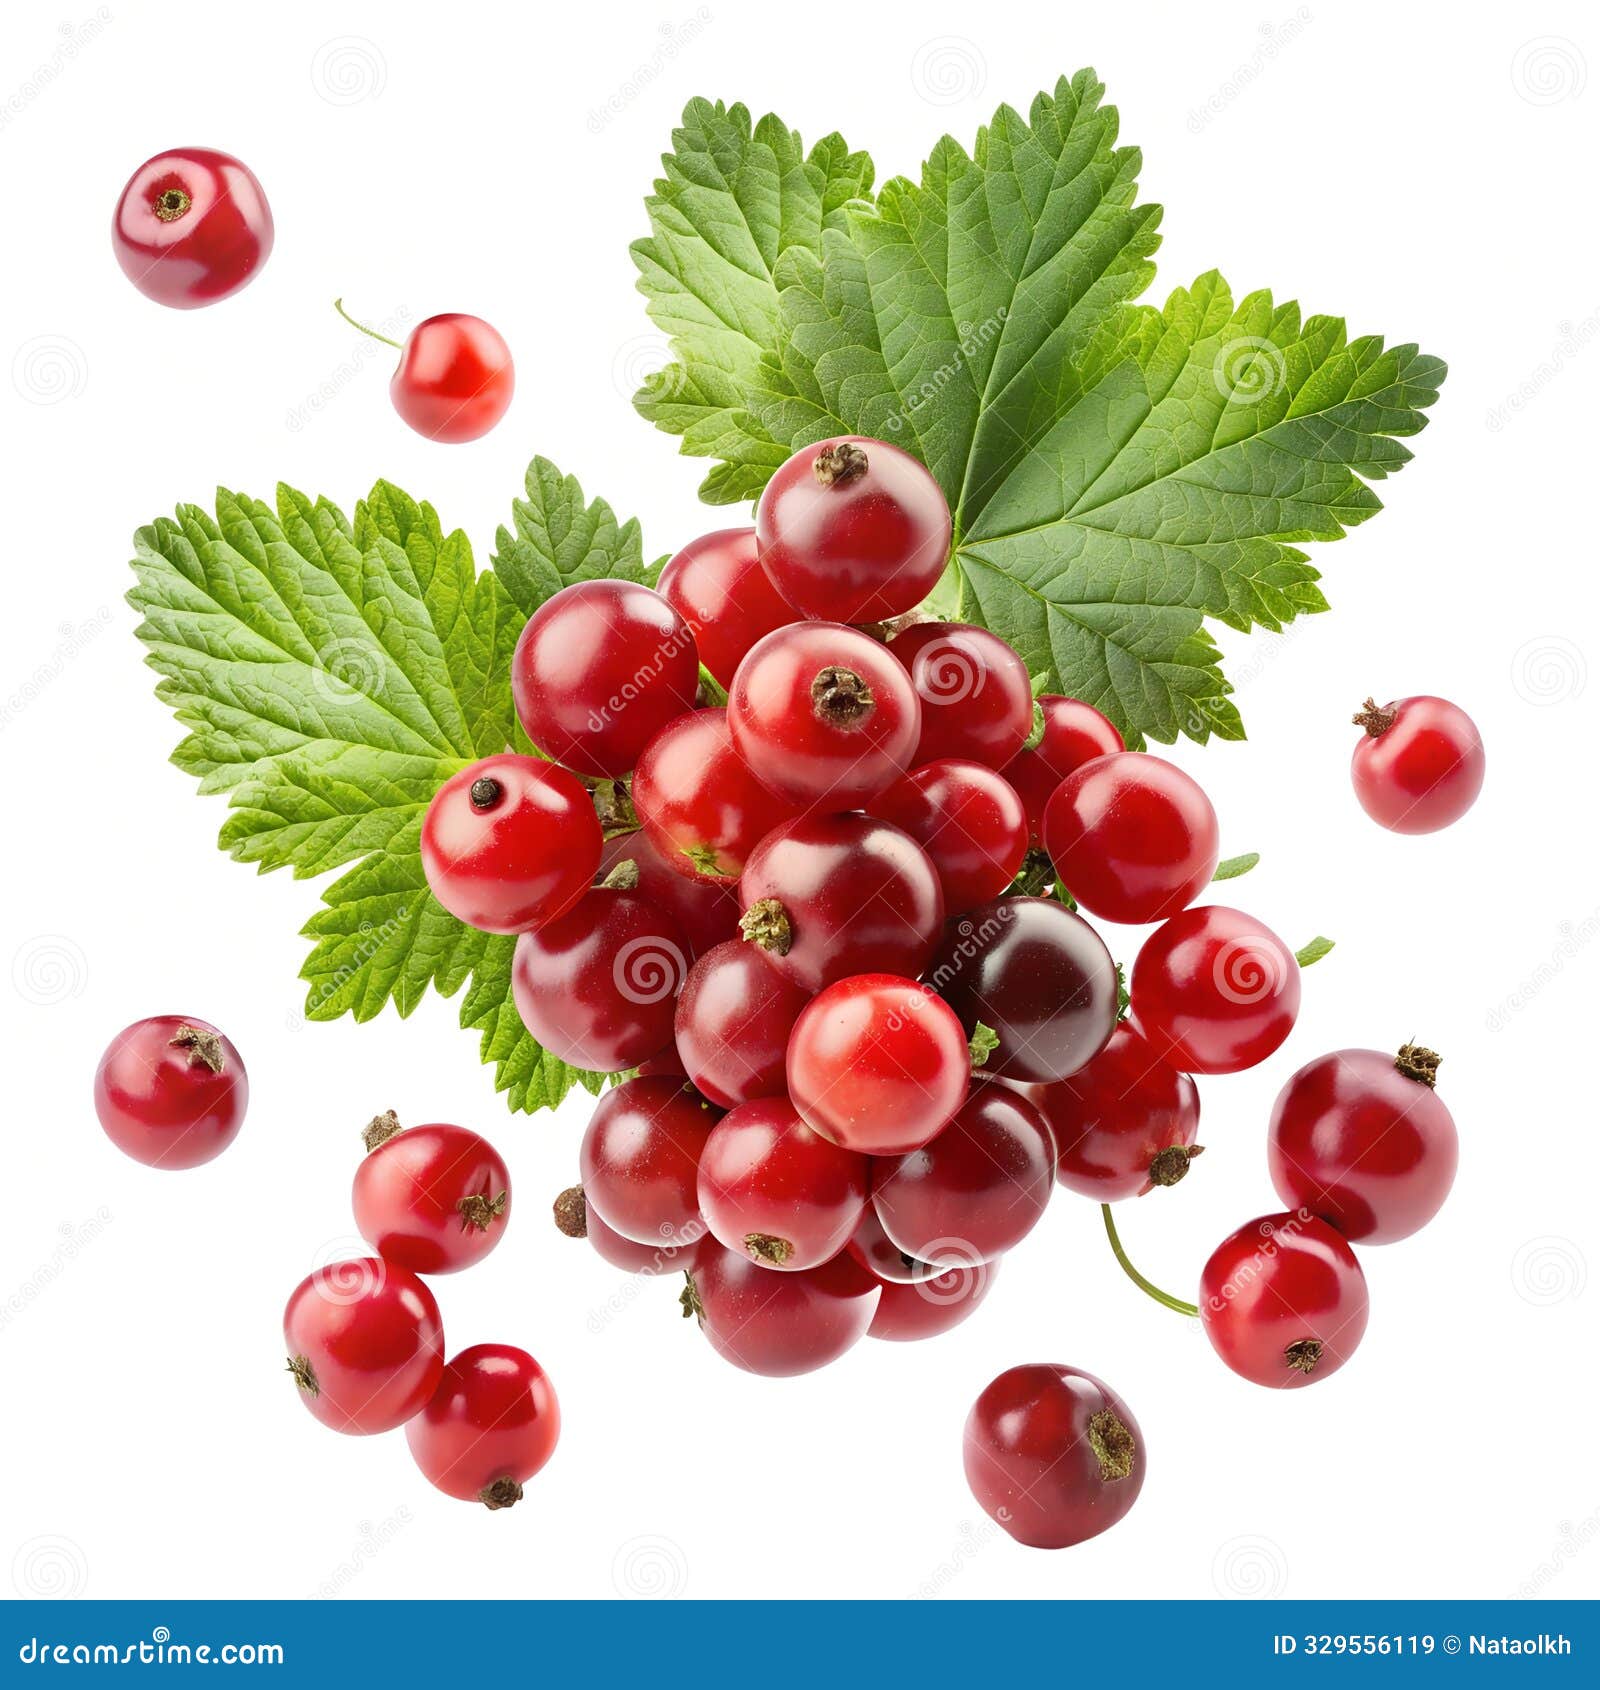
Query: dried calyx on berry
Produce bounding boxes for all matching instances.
[810,664,875,727]
[469,774,503,810]
[1394,1043,1442,1087]
[1283,1338,1324,1375]
[552,1185,588,1239]
[361,1110,403,1152]
[1147,1144,1204,1188]
[739,897,793,956]
[813,441,869,486]
[169,1023,226,1074]
[1351,697,1398,738]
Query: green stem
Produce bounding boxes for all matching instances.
[334,297,403,350]
[1101,1204,1198,1317]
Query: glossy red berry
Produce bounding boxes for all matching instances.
[866,1257,997,1342]
[787,973,971,1155]
[351,1116,511,1274]
[657,527,797,690]
[685,1242,880,1376]
[697,1096,869,1270]
[1043,753,1219,925]
[1041,1021,1202,1201]
[94,1015,247,1170]
[512,580,699,778]
[632,710,802,884]
[1268,1045,1458,1244]
[1003,696,1125,843]
[578,1077,720,1247]
[421,754,601,934]
[112,147,273,307]
[512,881,688,1071]
[1200,1213,1369,1388]
[728,622,921,808]
[1132,905,1300,1075]
[406,1344,558,1508]
[846,1205,938,1284]
[391,313,515,442]
[927,896,1118,1083]
[597,832,739,961]
[964,1364,1146,1549]
[554,1185,706,1275]
[739,813,944,994]
[890,622,1034,768]
[282,1259,445,1435]
[868,760,1029,913]
[873,1080,1056,1264]
[674,940,811,1108]
[1350,696,1485,834]
[755,436,951,623]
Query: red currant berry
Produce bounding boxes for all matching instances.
[336,301,515,443]
[697,1096,869,1270]
[868,760,1029,913]
[1350,695,1485,834]
[755,436,952,623]
[739,813,945,994]
[1002,696,1125,843]
[787,973,971,1155]
[846,1205,939,1284]
[578,1077,720,1246]
[1268,1044,1458,1244]
[406,1344,558,1508]
[684,1242,880,1376]
[873,1080,1056,1264]
[597,832,739,961]
[1041,1021,1202,1201]
[553,1185,706,1275]
[351,1115,510,1274]
[674,939,811,1109]
[1043,752,1219,925]
[657,527,797,690]
[512,580,699,778]
[867,1257,997,1342]
[94,1016,247,1170]
[421,754,601,934]
[728,622,921,808]
[1132,905,1300,1075]
[632,710,802,884]
[890,622,1033,768]
[927,896,1118,1083]
[1199,1212,1369,1388]
[511,876,689,1070]
[112,147,273,307]
[283,1259,445,1435]
[964,1364,1145,1549]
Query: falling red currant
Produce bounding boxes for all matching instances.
[1350,695,1485,834]
[112,147,273,307]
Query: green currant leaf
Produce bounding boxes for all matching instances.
[1295,936,1337,968]
[1212,852,1261,881]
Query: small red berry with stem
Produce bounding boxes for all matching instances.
[112,147,273,307]
[420,754,601,934]
[94,1015,247,1170]
[657,527,798,690]
[351,1114,511,1274]
[868,759,1030,913]
[406,1344,558,1508]
[334,299,513,442]
[1268,1044,1458,1243]
[578,1076,720,1247]
[889,622,1035,769]
[1350,695,1485,833]
[674,939,811,1109]
[755,436,952,623]
[964,1364,1146,1549]
[1003,697,1125,843]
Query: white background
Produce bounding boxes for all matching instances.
[2,0,1596,1603]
